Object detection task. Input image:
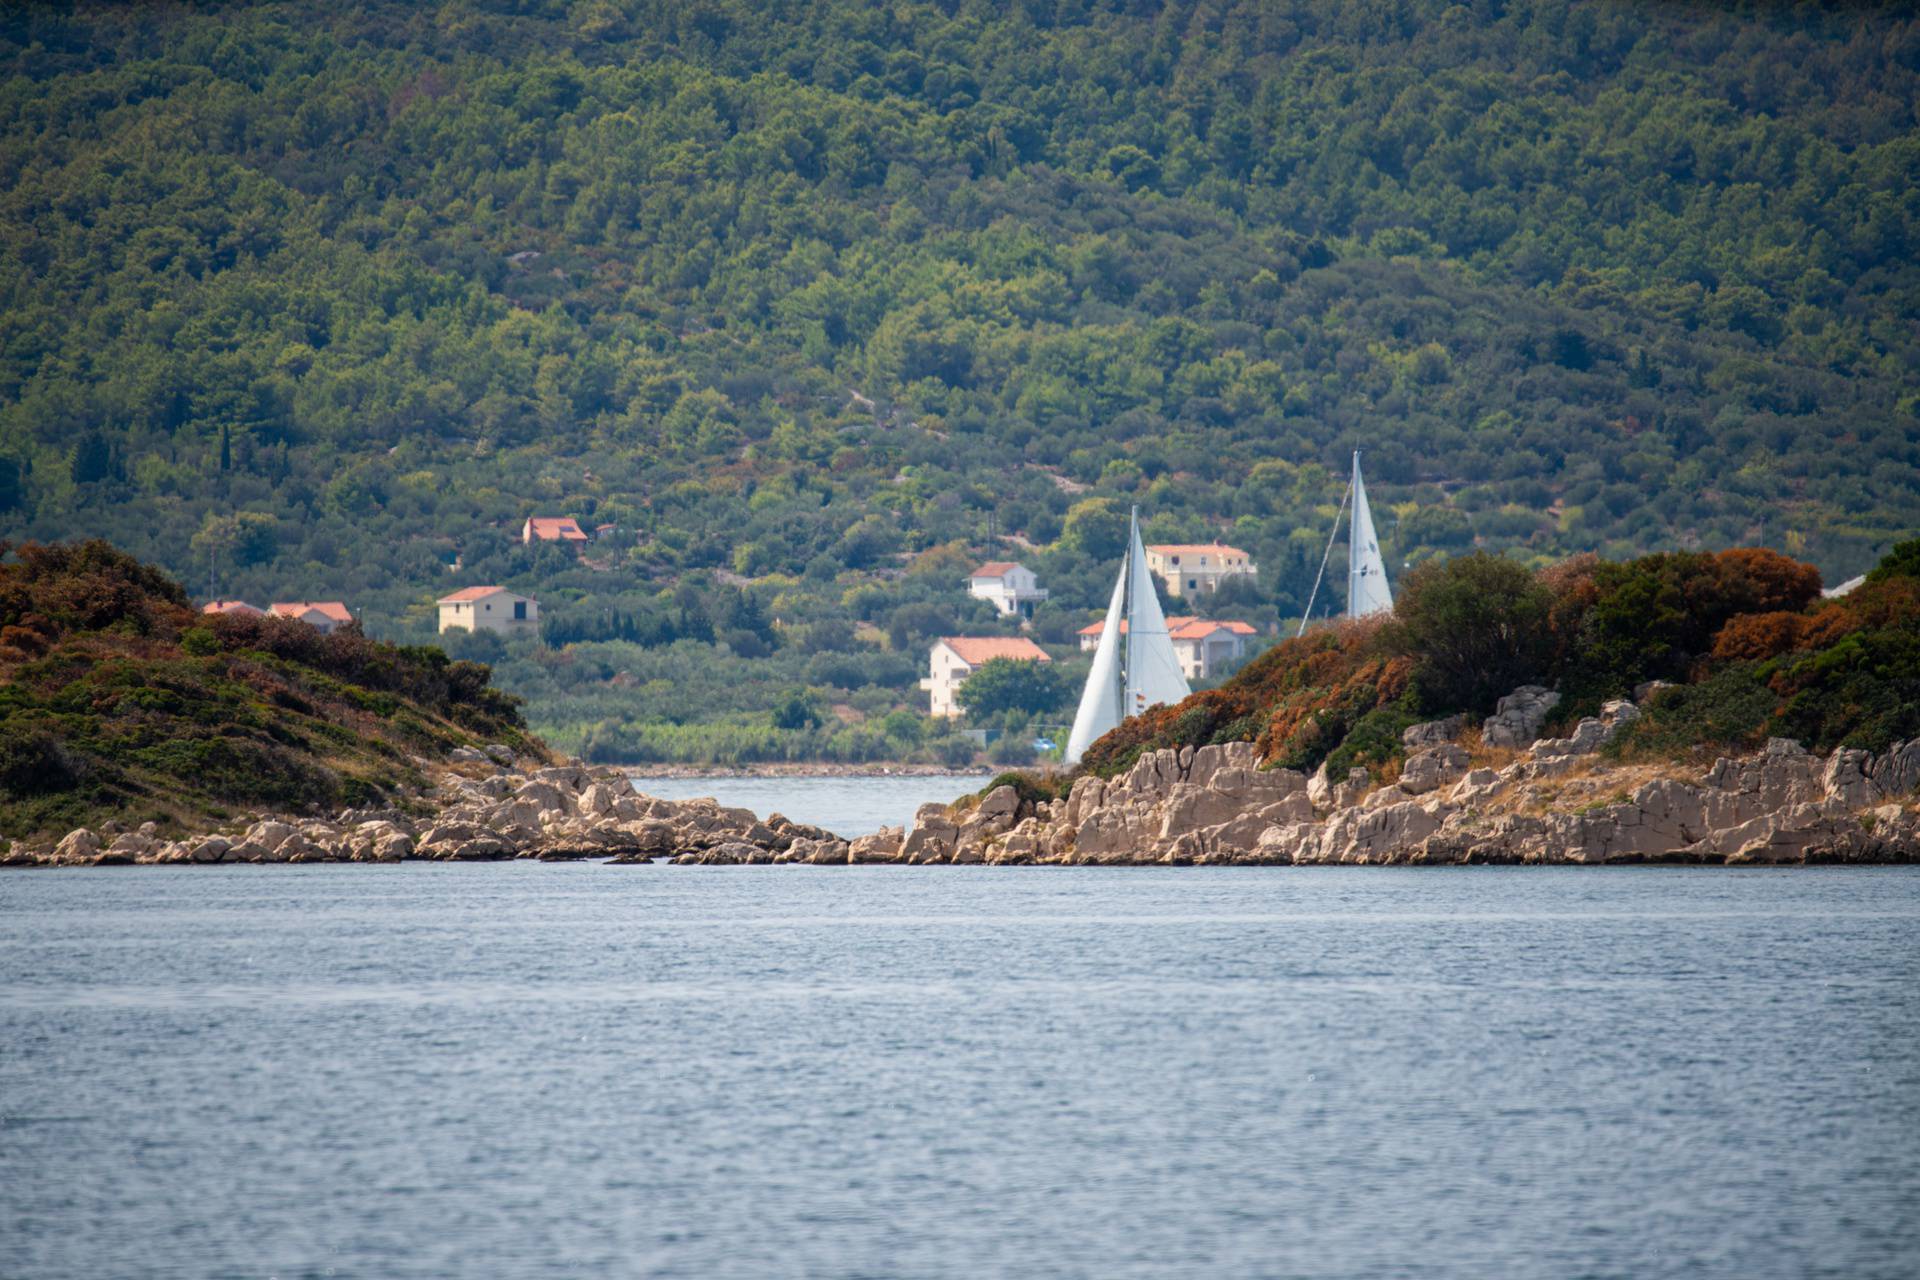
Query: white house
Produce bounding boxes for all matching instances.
[966,561,1049,618]
[1079,615,1258,681]
[267,601,354,634]
[1143,543,1257,599]
[920,635,1052,717]
[437,586,538,635]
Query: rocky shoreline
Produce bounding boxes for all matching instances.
[869,690,1920,867]
[7,691,1919,868]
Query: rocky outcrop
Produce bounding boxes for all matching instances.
[1481,686,1561,749]
[12,716,1918,871]
[3,752,844,869]
[864,726,1920,868]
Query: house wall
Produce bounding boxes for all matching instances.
[920,643,974,716]
[438,595,538,635]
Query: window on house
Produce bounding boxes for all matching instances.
[514,601,527,620]
[1188,579,1197,590]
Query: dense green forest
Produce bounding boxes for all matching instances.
[2,1,1916,759]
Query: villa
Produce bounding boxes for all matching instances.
[1143,543,1257,598]
[966,561,1049,618]
[437,586,538,635]
[1078,615,1258,681]
[522,516,589,546]
[267,601,354,634]
[921,635,1052,717]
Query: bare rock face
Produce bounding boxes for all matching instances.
[901,804,958,863]
[1482,686,1561,749]
[1403,716,1465,749]
[53,828,100,863]
[1533,700,1639,759]
[448,746,489,764]
[1330,768,1372,810]
[849,826,903,864]
[1400,745,1470,796]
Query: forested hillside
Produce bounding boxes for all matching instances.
[2,1,1917,759]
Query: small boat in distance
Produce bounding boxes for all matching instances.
[1063,507,1192,766]
[1298,450,1394,636]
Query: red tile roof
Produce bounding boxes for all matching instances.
[438,586,511,604]
[968,561,1023,579]
[524,516,588,542]
[940,636,1052,665]
[201,600,262,616]
[1169,618,1257,640]
[268,601,352,624]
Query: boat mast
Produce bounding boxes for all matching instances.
[1347,450,1362,619]
[1117,506,1135,724]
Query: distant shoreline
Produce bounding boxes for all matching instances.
[621,762,996,780]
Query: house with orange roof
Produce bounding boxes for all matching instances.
[267,601,354,635]
[521,516,589,546]
[920,634,1052,717]
[201,600,264,618]
[1143,543,1257,598]
[966,560,1048,618]
[436,586,538,636]
[1078,616,1259,681]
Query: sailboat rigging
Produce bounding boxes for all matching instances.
[1063,507,1191,766]
[1296,450,1394,637]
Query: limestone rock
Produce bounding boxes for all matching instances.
[901,810,957,863]
[53,828,99,863]
[1400,744,1470,795]
[1331,768,1371,810]
[448,746,490,765]
[1402,715,1465,749]
[849,826,903,864]
[1482,685,1561,749]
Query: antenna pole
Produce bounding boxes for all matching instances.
[1296,475,1352,639]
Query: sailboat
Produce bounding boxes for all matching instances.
[1297,450,1393,636]
[1063,508,1192,766]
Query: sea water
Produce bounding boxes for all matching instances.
[626,772,984,836]
[3,864,1917,1278]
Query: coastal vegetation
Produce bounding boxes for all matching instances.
[1076,539,1920,780]
[1,2,1917,756]
[0,540,535,838]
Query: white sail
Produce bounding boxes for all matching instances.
[1347,451,1393,618]
[1122,528,1190,714]
[1065,509,1192,765]
[1065,546,1129,764]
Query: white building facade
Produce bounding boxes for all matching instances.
[966,561,1049,617]
[437,587,539,635]
[920,635,1052,717]
[1142,544,1257,599]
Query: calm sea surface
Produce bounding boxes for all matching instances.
[626,773,984,836]
[4,864,1918,1279]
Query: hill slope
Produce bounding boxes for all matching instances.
[0,540,536,839]
[2,2,1917,753]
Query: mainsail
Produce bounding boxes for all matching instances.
[1064,508,1192,765]
[1295,449,1394,637]
[1347,450,1393,618]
